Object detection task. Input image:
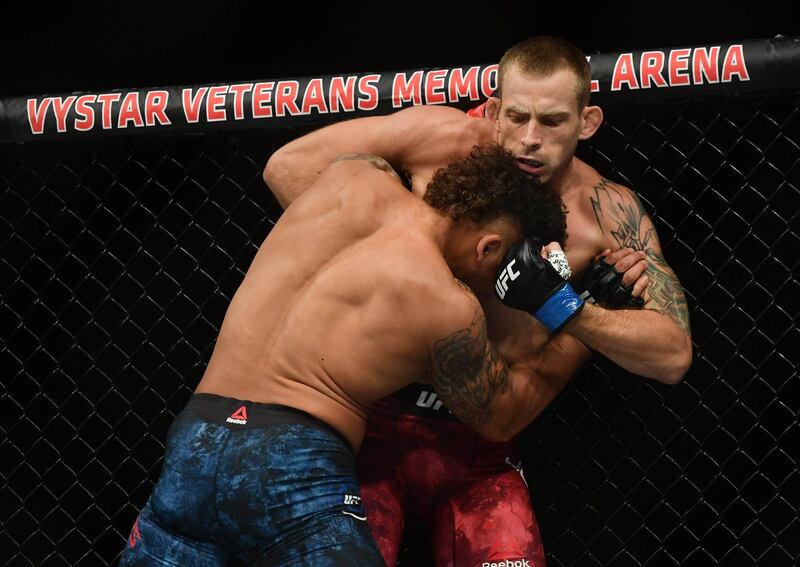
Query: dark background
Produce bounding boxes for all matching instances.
[1,1,796,97]
[2,2,799,566]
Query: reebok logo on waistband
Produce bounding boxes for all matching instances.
[226,406,248,425]
[482,560,530,567]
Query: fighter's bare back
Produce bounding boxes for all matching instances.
[195,158,468,451]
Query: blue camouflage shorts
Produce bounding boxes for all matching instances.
[119,393,384,566]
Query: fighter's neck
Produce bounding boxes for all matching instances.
[546,156,587,199]
[439,217,486,285]
[415,201,454,252]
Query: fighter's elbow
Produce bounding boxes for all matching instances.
[262,159,274,188]
[263,151,293,208]
[476,425,516,444]
[263,151,285,188]
[474,413,527,443]
[658,335,693,385]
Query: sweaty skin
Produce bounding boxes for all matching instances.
[266,94,691,383]
[265,114,593,441]
[263,53,690,567]
[197,156,552,451]
[486,67,690,379]
[197,161,448,451]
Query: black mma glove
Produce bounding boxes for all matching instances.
[577,256,645,308]
[495,237,584,333]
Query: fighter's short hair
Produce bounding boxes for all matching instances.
[498,36,592,109]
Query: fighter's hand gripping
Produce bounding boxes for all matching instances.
[494,237,584,333]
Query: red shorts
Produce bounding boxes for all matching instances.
[357,383,545,567]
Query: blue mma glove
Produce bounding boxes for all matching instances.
[495,237,584,333]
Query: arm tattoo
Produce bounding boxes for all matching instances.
[431,306,509,425]
[590,178,691,334]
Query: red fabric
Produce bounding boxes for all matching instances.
[466,102,487,118]
[357,398,545,567]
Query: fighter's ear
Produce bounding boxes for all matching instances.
[485,97,501,128]
[477,233,502,260]
[579,105,603,140]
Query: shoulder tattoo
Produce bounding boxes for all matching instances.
[589,178,691,334]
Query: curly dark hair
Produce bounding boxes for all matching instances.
[423,144,567,245]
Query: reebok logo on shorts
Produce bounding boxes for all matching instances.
[226,406,248,425]
[482,560,530,567]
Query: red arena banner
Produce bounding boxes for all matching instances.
[1,36,798,141]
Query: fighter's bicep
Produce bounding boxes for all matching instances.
[620,200,690,334]
[589,179,690,333]
[483,294,550,363]
[429,290,509,426]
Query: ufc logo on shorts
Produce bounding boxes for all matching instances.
[343,494,361,506]
[495,259,520,299]
[416,390,444,411]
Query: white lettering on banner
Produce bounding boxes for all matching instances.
[611,44,749,91]
[118,92,144,128]
[302,79,328,115]
[52,96,77,132]
[206,86,229,122]
[97,93,121,129]
[20,44,752,135]
[252,82,274,118]
[425,69,448,104]
[275,81,301,117]
[26,98,53,135]
[144,91,171,126]
[74,95,97,131]
[183,87,208,123]
[449,66,481,102]
[357,74,381,111]
[392,71,424,108]
[329,76,357,113]
[228,84,253,120]
[393,66,493,108]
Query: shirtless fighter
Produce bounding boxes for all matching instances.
[119,144,572,566]
[264,36,692,567]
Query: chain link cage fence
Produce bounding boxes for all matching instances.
[2,55,799,566]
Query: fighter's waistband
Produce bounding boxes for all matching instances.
[185,393,352,450]
[374,382,460,423]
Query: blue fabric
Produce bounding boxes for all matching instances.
[533,283,584,333]
[119,395,384,566]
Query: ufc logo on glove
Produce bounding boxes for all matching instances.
[495,259,521,299]
[494,238,584,333]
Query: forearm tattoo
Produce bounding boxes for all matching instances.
[590,178,691,334]
[431,306,509,425]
